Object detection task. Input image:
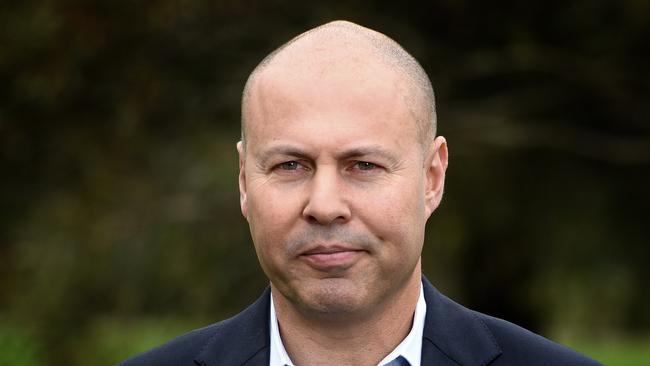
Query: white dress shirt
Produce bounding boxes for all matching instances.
[269,283,426,366]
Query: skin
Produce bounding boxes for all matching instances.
[238,21,448,366]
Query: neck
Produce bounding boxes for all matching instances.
[273,266,421,366]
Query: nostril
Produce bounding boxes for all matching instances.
[304,213,349,226]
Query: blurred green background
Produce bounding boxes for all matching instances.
[1,1,649,365]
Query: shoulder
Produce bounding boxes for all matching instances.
[472,311,603,366]
[117,320,229,366]
[421,276,602,366]
[118,288,271,366]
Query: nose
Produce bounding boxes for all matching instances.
[302,167,351,225]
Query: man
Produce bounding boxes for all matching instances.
[120,21,601,366]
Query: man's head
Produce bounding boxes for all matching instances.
[237,20,448,319]
[241,20,437,149]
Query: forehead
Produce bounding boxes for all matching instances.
[244,55,420,148]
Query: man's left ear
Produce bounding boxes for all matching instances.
[424,136,449,219]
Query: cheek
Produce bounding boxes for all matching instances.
[356,181,425,245]
[247,187,304,258]
[378,177,425,216]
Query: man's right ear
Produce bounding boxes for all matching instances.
[237,141,248,219]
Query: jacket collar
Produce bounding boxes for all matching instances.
[421,276,502,365]
[194,277,501,366]
[194,287,271,366]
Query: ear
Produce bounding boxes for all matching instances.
[424,136,449,219]
[237,141,249,219]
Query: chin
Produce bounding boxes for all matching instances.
[296,278,370,315]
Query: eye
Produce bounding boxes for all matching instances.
[278,160,302,170]
[355,161,377,171]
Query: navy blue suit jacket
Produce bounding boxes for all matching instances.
[120,277,601,365]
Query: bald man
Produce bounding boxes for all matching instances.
[120,21,601,366]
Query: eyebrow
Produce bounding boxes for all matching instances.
[335,146,401,166]
[254,145,312,167]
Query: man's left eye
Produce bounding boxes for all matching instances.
[356,161,376,171]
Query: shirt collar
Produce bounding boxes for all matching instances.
[376,282,426,366]
[269,282,426,366]
[269,293,294,366]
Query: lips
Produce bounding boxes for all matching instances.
[299,245,365,270]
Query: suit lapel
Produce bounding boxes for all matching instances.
[194,288,271,366]
[421,276,502,365]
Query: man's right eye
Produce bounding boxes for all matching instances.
[278,161,300,170]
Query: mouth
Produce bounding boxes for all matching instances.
[299,245,366,270]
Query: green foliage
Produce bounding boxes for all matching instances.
[565,339,650,366]
[0,324,43,366]
[72,317,201,365]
